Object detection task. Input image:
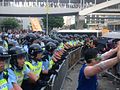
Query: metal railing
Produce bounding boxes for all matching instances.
[42,47,82,90]
[0,1,82,8]
[0,1,114,10]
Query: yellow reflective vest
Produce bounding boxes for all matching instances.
[0,72,8,90]
[25,61,42,78]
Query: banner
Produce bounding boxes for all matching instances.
[102,29,109,36]
[30,18,42,31]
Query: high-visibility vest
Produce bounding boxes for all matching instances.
[0,71,8,90]
[49,60,54,69]
[25,61,42,78]
[12,67,26,86]
[3,41,8,50]
[48,55,55,69]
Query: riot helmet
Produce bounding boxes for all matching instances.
[25,33,37,44]
[0,38,3,46]
[0,46,10,73]
[45,42,57,53]
[29,44,43,61]
[8,46,27,70]
[1,33,8,40]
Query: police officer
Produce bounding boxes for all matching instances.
[0,46,14,90]
[23,33,37,53]
[22,44,47,90]
[1,33,8,51]
[8,46,38,89]
[40,42,58,81]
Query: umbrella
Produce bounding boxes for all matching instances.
[98,38,108,45]
[102,32,120,39]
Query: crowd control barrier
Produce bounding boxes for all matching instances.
[42,47,82,90]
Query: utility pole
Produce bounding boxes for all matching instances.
[2,0,4,6]
[80,0,82,9]
[46,0,49,35]
[95,0,96,5]
[83,0,85,9]
[69,0,71,7]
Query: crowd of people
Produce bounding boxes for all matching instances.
[0,29,120,90]
[77,33,120,90]
[0,30,82,90]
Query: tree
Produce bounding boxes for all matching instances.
[0,18,20,31]
[42,16,64,32]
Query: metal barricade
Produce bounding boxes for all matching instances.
[42,47,82,90]
[52,57,69,90]
[68,47,82,69]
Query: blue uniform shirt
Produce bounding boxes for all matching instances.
[42,59,49,70]
[23,45,29,53]
[77,64,98,90]
[8,65,31,86]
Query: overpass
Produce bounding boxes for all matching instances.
[0,2,81,17]
[0,0,120,17]
[79,0,120,15]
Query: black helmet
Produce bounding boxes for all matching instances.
[8,46,26,69]
[29,44,43,59]
[45,42,57,52]
[0,46,10,59]
[57,34,63,38]
[0,38,3,46]
[1,33,8,40]
[55,37,63,43]
[63,38,68,43]
[8,40,19,50]
[0,46,10,72]
[52,40,59,47]
[25,33,37,43]
[41,38,49,44]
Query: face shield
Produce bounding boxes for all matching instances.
[15,53,27,70]
[36,51,44,61]
[0,55,11,72]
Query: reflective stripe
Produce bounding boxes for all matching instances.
[49,60,54,69]
[3,41,8,50]
[0,79,8,90]
[14,68,25,86]
[25,61,42,78]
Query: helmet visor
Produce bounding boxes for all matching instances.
[17,53,26,60]
[0,55,11,71]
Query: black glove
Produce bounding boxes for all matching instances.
[52,63,59,70]
[35,80,48,90]
[61,55,66,60]
[36,79,48,87]
[48,69,58,75]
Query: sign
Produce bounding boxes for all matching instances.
[30,18,42,31]
[102,29,109,36]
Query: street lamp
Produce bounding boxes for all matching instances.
[46,0,49,35]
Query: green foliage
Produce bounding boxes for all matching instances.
[42,16,64,31]
[0,18,20,31]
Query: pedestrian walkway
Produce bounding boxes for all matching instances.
[61,62,81,90]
